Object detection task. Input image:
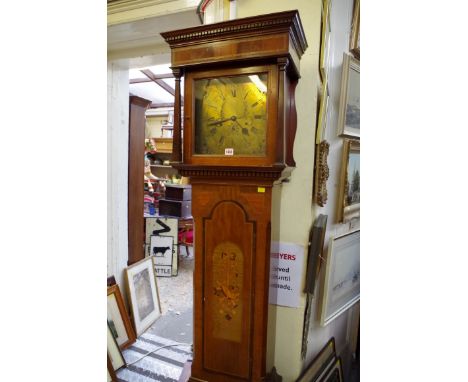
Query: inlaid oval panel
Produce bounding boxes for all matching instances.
[203,201,254,378]
[212,241,244,342]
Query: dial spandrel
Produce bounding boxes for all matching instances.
[194,74,268,156]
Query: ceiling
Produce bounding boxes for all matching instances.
[129,63,185,112]
[108,4,201,113]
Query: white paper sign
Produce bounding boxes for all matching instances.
[269,241,304,308]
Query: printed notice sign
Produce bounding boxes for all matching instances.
[269,241,304,308]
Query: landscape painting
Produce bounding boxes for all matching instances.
[337,53,360,138]
[134,267,155,321]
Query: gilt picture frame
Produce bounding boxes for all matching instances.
[125,257,162,336]
[337,53,360,138]
[313,140,330,206]
[350,0,360,59]
[107,284,136,349]
[319,231,360,326]
[337,139,360,222]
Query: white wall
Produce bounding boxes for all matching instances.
[107,60,130,293]
[304,0,360,374]
[237,1,323,380]
[238,0,360,380]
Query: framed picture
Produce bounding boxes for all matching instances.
[125,257,162,336]
[337,139,360,222]
[319,0,331,81]
[313,141,330,207]
[107,284,136,349]
[107,321,126,371]
[316,82,329,144]
[149,235,175,277]
[297,337,336,382]
[350,0,360,59]
[107,353,118,382]
[318,357,344,382]
[337,53,360,138]
[320,231,360,326]
[305,214,328,295]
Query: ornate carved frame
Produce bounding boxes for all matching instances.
[314,140,330,207]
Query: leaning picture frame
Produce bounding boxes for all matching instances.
[319,231,360,326]
[296,337,336,382]
[125,257,162,336]
[107,353,118,382]
[337,53,360,138]
[316,82,329,144]
[107,321,126,372]
[319,0,331,81]
[107,284,136,349]
[337,139,360,222]
[318,357,344,382]
[305,214,328,295]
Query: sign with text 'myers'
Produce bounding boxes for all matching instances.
[269,241,304,308]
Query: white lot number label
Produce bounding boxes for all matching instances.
[225,148,234,156]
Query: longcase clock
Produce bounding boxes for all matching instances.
[161,10,308,382]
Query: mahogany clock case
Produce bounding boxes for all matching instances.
[160,10,308,382]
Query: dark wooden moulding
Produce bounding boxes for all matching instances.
[161,10,307,382]
[128,95,152,266]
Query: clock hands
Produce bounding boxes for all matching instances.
[207,115,238,126]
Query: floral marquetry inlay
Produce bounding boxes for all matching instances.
[212,241,243,342]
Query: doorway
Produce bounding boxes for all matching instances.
[123,61,194,382]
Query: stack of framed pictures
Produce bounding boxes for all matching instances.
[296,338,344,382]
[107,284,136,349]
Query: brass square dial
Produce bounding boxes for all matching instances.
[194,73,268,156]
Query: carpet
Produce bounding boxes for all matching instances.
[117,332,192,382]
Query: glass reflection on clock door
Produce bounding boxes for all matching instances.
[194,73,268,156]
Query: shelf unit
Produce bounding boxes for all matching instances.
[147,138,178,180]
